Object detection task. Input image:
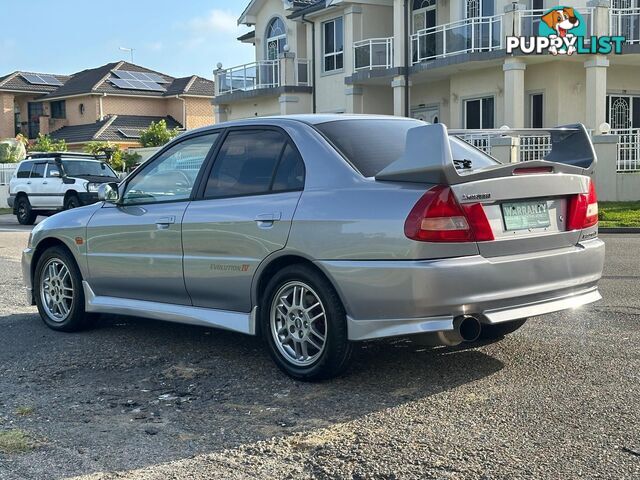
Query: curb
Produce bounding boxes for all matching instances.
[599,227,640,234]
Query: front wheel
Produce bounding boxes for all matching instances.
[64,194,80,210]
[16,197,37,225]
[34,246,95,332]
[262,265,353,381]
[479,318,528,340]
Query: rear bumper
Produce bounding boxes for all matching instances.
[317,239,605,341]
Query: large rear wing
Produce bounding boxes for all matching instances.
[375,123,596,185]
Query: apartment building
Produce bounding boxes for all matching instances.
[214,0,640,180]
[0,61,215,149]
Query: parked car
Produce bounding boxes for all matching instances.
[8,152,119,225]
[22,116,605,380]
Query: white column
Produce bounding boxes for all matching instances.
[584,56,609,134]
[345,86,363,114]
[393,0,407,70]
[503,59,527,128]
[344,6,362,78]
[392,76,410,117]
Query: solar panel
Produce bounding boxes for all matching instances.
[20,73,63,86]
[117,128,142,139]
[110,78,165,92]
[113,70,170,84]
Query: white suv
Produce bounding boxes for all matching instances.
[8,153,119,225]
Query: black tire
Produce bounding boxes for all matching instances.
[16,196,37,225]
[479,318,528,340]
[261,264,353,381]
[64,194,81,210]
[34,246,96,332]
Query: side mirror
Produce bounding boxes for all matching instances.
[98,182,120,203]
[49,170,61,178]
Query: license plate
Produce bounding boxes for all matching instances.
[501,200,550,231]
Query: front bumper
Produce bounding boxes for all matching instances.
[77,192,99,206]
[7,195,14,209]
[318,239,605,341]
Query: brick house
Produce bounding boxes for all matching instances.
[0,61,215,150]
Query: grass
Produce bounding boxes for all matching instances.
[0,208,12,215]
[0,429,38,454]
[598,202,640,228]
[15,406,35,416]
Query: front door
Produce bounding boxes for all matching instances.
[27,102,43,139]
[86,132,220,305]
[182,128,305,313]
[412,0,437,62]
[412,105,440,124]
[27,162,47,207]
[39,162,64,208]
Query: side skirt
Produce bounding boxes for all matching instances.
[83,281,257,335]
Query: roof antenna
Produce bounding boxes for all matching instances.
[119,46,135,63]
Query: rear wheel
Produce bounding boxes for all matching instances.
[479,318,528,340]
[16,196,37,225]
[262,265,353,381]
[34,246,95,332]
[64,194,80,210]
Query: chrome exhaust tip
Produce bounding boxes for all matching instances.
[456,315,482,343]
[413,315,483,347]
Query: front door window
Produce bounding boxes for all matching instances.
[412,0,437,62]
[266,17,287,61]
[464,97,495,129]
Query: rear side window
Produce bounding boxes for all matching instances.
[16,162,32,178]
[30,163,46,178]
[316,119,499,177]
[204,129,303,198]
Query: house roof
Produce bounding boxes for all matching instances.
[239,0,324,25]
[287,0,328,19]
[49,115,183,144]
[0,71,71,94]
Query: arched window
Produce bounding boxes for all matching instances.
[266,17,287,60]
[413,0,435,10]
[412,0,436,32]
[611,97,631,129]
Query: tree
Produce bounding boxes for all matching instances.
[29,133,67,153]
[139,120,180,147]
[84,141,140,172]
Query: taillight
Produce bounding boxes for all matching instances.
[513,166,554,175]
[404,185,494,243]
[567,180,598,230]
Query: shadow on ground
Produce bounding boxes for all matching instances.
[0,312,503,479]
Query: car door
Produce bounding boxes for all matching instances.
[27,162,47,207]
[86,132,220,305]
[40,162,64,208]
[182,128,305,312]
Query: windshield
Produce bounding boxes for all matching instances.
[315,119,499,177]
[61,160,118,178]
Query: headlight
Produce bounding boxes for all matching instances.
[86,183,100,192]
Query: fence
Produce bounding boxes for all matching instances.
[0,164,16,185]
[354,37,394,70]
[613,128,640,172]
[610,8,640,44]
[216,60,280,94]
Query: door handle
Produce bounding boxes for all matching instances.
[43,181,48,185]
[26,181,31,185]
[155,216,176,229]
[255,212,282,223]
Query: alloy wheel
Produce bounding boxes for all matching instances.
[270,281,327,367]
[40,258,74,322]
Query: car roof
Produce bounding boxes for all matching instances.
[25,152,104,162]
[184,114,418,136]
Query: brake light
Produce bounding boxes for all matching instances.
[404,185,494,242]
[566,180,598,230]
[513,166,554,175]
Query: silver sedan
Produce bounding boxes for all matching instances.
[22,115,605,380]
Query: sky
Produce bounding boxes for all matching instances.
[0,0,255,79]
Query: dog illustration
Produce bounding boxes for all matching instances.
[541,7,580,55]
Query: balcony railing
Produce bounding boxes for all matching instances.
[611,8,640,44]
[521,8,593,38]
[411,15,503,64]
[216,60,279,94]
[612,128,640,172]
[354,37,394,70]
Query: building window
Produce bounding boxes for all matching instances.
[266,17,287,61]
[464,96,494,129]
[606,95,640,130]
[530,93,544,128]
[323,17,344,72]
[51,100,66,119]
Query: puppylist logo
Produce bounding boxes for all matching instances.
[507,6,625,56]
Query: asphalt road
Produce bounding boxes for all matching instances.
[0,232,638,480]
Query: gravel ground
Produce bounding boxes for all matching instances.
[0,231,638,480]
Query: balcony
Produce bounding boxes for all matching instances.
[611,8,640,44]
[354,37,394,71]
[411,15,503,65]
[216,59,311,96]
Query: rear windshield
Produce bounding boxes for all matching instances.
[61,160,118,178]
[315,119,499,177]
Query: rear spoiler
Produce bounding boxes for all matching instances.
[375,123,596,185]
